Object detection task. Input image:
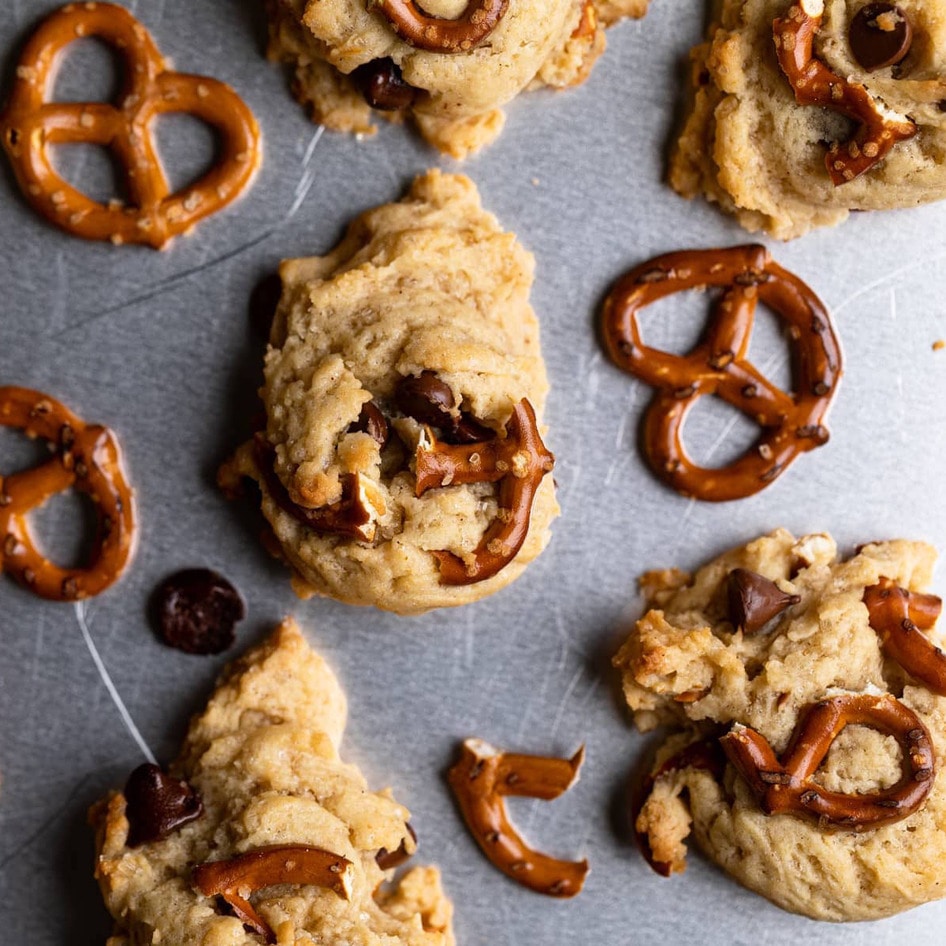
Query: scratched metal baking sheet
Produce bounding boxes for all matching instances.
[2,1,946,943]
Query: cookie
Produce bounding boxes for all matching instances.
[613,529,946,920]
[670,1,946,239]
[221,170,557,614]
[91,619,454,945]
[265,0,649,158]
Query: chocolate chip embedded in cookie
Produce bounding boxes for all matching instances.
[264,0,649,158]
[670,0,946,238]
[90,619,453,946]
[219,171,558,615]
[614,529,946,921]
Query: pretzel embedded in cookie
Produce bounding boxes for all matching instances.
[773,1,917,185]
[448,739,588,897]
[194,846,354,943]
[0,2,261,248]
[864,577,946,695]
[370,0,510,52]
[414,398,554,584]
[0,386,135,600]
[721,693,935,828]
[602,244,842,502]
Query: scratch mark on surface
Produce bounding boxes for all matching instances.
[830,249,946,318]
[75,601,157,765]
[549,667,585,743]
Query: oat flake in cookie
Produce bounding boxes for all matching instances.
[614,530,946,921]
[670,0,946,239]
[264,0,649,158]
[220,171,557,615]
[91,619,454,946]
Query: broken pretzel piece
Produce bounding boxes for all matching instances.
[193,845,354,944]
[773,2,917,185]
[448,738,588,898]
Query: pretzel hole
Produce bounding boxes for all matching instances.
[810,725,903,794]
[50,143,130,205]
[634,292,713,357]
[50,38,125,105]
[674,397,761,468]
[745,303,792,394]
[154,113,221,196]
[29,487,99,570]
[0,427,53,473]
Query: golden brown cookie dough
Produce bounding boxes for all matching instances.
[91,619,454,946]
[222,170,557,614]
[265,0,649,158]
[671,1,946,239]
[614,530,946,921]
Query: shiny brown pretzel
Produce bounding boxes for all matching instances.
[0,386,135,601]
[448,739,588,897]
[194,846,354,944]
[370,0,509,52]
[864,577,946,695]
[773,1,917,185]
[0,2,261,248]
[414,398,554,584]
[602,244,842,502]
[720,693,935,828]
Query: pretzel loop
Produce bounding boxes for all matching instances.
[602,245,842,502]
[721,693,935,828]
[773,3,917,185]
[371,0,510,52]
[0,2,261,248]
[0,386,135,600]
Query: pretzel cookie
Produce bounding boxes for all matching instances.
[0,3,261,248]
[91,619,454,945]
[614,530,946,920]
[264,0,649,158]
[220,171,557,614]
[671,0,946,238]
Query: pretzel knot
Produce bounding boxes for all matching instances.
[773,2,917,185]
[0,386,136,601]
[721,693,935,829]
[414,398,554,584]
[370,0,510,52]
[448,739,589,897]
[0,2,261,248]
[864,577,946,695]
[602,244,842,502]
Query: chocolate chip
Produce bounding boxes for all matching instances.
[376,823,417,870]
[727,568,800,634]
[124,763,203,847]
[248,272,282,343]
[849,3,913,72]
[395,371,456,427]
[349,401,389,447]
[351,58,418,111]
[442,413,494,445]
[150,568,246,655]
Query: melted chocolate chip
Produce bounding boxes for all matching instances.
[849,3,913,72]
[151,569,246,655]
[124,763,203,847]
[727,568,800,634]
[442,414,494,445]
[376,823,417,870]
[351,58,418,111]
[395,371,456,427]
[349,401,389,447]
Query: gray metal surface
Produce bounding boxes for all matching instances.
[1,2,946,943]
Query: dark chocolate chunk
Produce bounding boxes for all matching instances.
[124,763,203,847]
[151,568,246,655]
[351,58,418,111]
[248,272,283,343]
[395,371,456,427]
[376,823,417,869]
[349,401,390,447]
[849,3,913,72]
[727,568,800,634]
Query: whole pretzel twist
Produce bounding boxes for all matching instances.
[773,1,917,185]
[721,693,935,828]
[602,244,842,502]
[864,577,946,695]
[0,2,261,248]
[370,0,509,52]
[0,386,135,600]
[414,398,554,584]
[448,738,588,897]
